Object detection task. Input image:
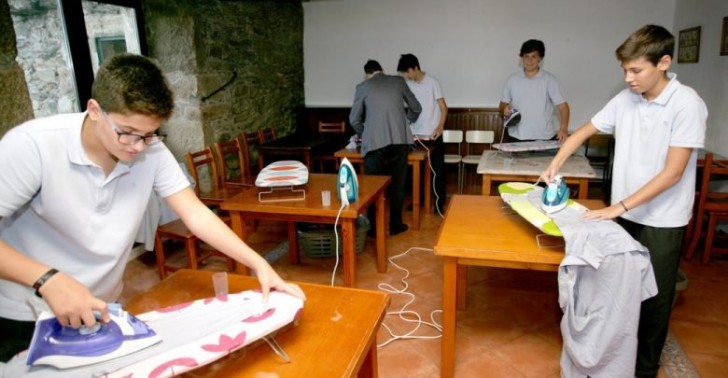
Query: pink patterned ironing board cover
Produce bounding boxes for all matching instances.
[3,290,304,377]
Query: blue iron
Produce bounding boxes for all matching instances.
[26,303,161,369]
[541,175,569,214]
[337,157,358,205]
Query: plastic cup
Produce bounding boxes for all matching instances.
[212,272,228,297]
[322,190,331,207]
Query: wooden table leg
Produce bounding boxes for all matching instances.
[287,221,300,264]
[230,212,251,276]
[412,161,421,230]
[578,178,589,200]
[358,342,378,378]
[424,155,433,214]
[375,192,387,273]
[482,174,492,196]
[342,218,357,287]
[441,257,458,378]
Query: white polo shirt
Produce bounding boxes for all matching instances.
[591,73,707,228]
[406,73,444,136]
[0,112,190,321]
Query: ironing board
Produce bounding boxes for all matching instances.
[255,160,308,202]
[5,290,304,377]
[492,140,561,152]
[498,182,587,237]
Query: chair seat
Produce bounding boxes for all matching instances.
[461,155,481,164]
[444,155,462,164]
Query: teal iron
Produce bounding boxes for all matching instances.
[337,157,358,205]
[541,175,570,214]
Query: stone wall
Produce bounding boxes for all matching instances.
[8,0,76,118]
[1,0,39,135]
[144,0,305,159]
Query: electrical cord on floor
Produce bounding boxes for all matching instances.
[413,136,445,218]
[376,247,443,348]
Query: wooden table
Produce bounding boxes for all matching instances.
[478,150,596,199]
[124,269,389,377]
[434,195,604,378]
[259,133,342,169]
[334,147,430,230]
[221,173,390,287]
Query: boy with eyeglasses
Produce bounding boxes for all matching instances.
[542,25,707,377]
[0,53,305,361]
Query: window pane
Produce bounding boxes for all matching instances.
[82,1,141,75]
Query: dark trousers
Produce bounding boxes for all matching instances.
[418,138,446,214]
[0,316,35,362]
[364,144,408,229]
[618,218,685,378]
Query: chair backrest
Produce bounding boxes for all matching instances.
[465,130,494,157]
[465,130,495,144]
[442,130,463,143]
[213,138,247,186]
[258,127,277,142]
[239,130,264,173]
[319,121,346,133]
[185,147,220,197]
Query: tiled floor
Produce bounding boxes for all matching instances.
[121,192,728,377]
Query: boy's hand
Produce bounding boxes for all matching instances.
[37,271,109,328]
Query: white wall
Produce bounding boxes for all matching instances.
[303,0,676,129]
[672,0,728,156]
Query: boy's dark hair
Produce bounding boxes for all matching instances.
[397,53,420,72]
[363,59,383,74]
[616,24,674,65]
[92,53,174,120]
[520,39,545,57]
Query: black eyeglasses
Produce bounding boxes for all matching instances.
[101,110,166,146]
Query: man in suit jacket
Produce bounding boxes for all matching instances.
[349,60,421,235]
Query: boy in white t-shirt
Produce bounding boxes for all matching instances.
[397,53,449,214]
[543,25,707,377]
[0,54,304,361]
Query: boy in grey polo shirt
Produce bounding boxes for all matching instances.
[500,39,570,142]
[0,54,304,361]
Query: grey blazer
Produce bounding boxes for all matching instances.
[349,73,422,156]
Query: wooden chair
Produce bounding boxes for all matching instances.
[314,121,347,172]
[239,130,265,177]
[185,147,242,207]
[258,126,277,142]
[318,121,346,134]
[154,218,235,280]
[213,138,253,188]
[685,153,728,263]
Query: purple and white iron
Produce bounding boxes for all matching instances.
[26,303,161,369]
